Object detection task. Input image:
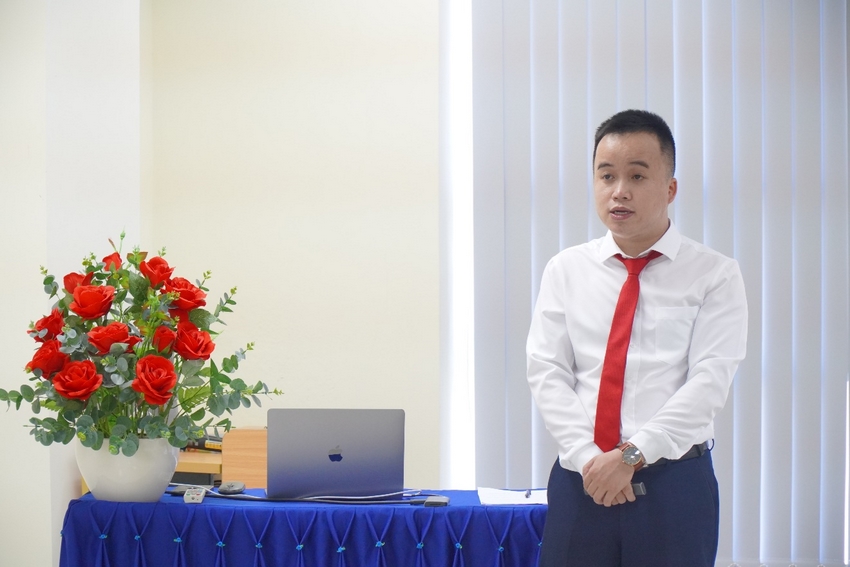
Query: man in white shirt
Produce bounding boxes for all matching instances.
[527,109,747,566]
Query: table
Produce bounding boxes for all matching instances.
[59,490,547,567]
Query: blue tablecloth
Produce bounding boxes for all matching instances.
[59,490,547,567]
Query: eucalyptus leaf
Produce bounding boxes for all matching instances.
[181,359,204,379]
[111,424,127,437]
[122,438,139,457]
[32,399,41,414]
[116,357,128,373]
[118,387,137,403]
[20,384,34,402]
[109,342,128,355]
[76,415,94,429]
[182,375,205,388]
[209,397,225,417]
[231,378,247,392]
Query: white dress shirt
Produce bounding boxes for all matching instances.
[526,222,748,473]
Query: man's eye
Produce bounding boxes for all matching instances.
[632,174,644,180]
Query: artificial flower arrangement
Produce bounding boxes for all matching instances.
[0,234,278,456]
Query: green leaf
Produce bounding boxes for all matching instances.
[111,424,127,437]
[0,388,7,401]
[76,415,94,429]
[122,437,139,457]
[128,271,149,300]
[189,309,218,331]
[181,359,204,379]
[208,396,225,417]
[182,375,205,388]
[109,342,128,355]
[32,399,41,414]
[118,387,138,403]
[240,397,250,408]
[20,384,35,402]
[116,357,129,373]
[251,395,262,407]
[231,378,247,392]
[190,408,206,421]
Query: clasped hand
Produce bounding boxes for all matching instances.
[581,449,636,507]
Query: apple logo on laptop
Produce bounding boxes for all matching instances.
[328,445,343,462]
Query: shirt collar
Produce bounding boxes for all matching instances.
[598,221,682,262]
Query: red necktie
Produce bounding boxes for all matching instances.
[594,250,662,452]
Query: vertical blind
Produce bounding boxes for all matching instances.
[469,1,849,565]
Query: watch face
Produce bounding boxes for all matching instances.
[622,446,643,466]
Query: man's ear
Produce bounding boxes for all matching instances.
[667,177,678,204]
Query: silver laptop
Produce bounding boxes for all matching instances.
[266,408,405,499]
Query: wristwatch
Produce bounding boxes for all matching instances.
[619,442,645,471]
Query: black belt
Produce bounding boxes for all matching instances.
[644,441,710,468]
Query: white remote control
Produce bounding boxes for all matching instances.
[183,487,206,504]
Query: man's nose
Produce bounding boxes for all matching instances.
[612,181,630,200]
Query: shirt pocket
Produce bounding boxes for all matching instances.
[654,306,700,365]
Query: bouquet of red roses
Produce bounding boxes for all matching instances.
[0,234,277,456]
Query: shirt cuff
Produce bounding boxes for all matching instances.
[566,442,603,475]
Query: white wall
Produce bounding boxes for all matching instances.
[0,2,441,565]
[0,2,51,567]
[145,0,441,487]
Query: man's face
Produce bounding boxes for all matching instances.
[593,131,677,256]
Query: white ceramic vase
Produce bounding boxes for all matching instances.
[75,437,179,502]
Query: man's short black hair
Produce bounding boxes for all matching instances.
[593,109,676,177]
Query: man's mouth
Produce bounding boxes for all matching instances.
[610,208,633,218]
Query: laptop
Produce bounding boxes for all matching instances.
[266,408,405,499]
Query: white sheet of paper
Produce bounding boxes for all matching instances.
[477,487,548,505]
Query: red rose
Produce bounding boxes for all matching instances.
[152,325,177,353]
[26,339,70,378]
[173,322,215,360]
[102,252,122,271]
[163,277,206,311]
[168,308,191,324]
[139,256,174,288]
[69,285,115,320]
[32,308,65,342]
[133,355,178,405]
[53,360,102,401]
[87,322,135,355]
[63,271,94,294]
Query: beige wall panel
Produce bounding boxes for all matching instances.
[148,1,441,489]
